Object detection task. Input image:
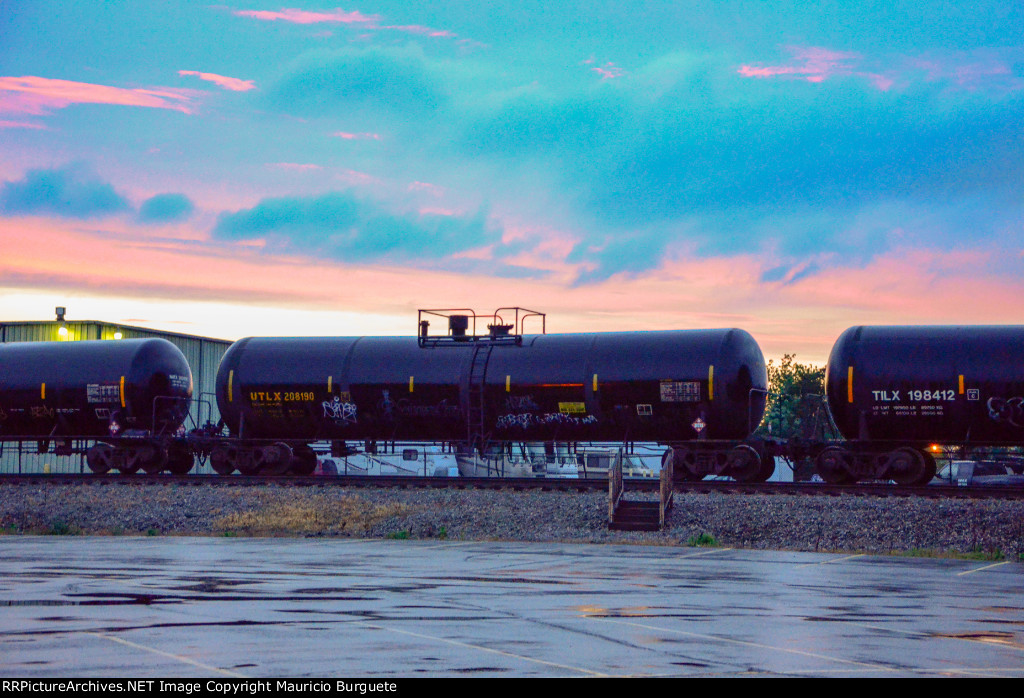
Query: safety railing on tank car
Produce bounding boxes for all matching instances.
[749,387,768,435]
[417,307,546,347]
[151,395,213,437]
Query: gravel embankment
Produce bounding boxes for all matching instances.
[1,483,1022,558]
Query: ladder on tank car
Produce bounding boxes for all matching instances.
[467,344,492,454]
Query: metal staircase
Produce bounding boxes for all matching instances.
[609,448,674,531]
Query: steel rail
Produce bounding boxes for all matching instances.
[2,473,1023,499]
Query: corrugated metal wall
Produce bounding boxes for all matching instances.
[0,320,232,474]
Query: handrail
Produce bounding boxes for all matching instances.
[417,307,546,347]
[608,447,623,523]
[659,448,674,527]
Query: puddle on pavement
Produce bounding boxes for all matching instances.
[930,631,1024,649]
[435,576,574,585]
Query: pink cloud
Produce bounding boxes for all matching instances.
[335,169,381,186]
[738,47,861,84]
[451,244,495,261]
[178,70,255,92]
[7,214,1024,366]
[738,46,1024,93]
[234,7,457,40]
[233,8,379,24]
[380,25,456,38]
[0,119,47,129]
[333,131,382,140]
[419,207,460,216]
[593,64,624,80]
[582,58,625,80]
[408,181,445,197]
[0,76,195,115]
[909,53,1024,91]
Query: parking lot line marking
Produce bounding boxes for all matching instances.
[957,561,1011,576]
[678,547,732,558]
[88,632,246,677]
[795,554,865,568]
[589,617,898,673]
[355,621,610,676]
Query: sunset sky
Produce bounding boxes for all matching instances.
[2,2,1023,364]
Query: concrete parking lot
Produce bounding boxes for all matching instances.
[0,536,1022,677]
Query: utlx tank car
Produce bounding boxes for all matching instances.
[0,338,194,474]
[821,325,1024,484]
[210,326,770,480]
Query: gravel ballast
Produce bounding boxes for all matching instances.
[1,483,1022,558]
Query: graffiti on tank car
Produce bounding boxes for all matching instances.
[31,406,55,419]
[322,396,358,425]
[397,399,460,418]
[505,395,540,413]
[496,412,597,430]
[496,413,533,429]
[378,390,395,419]
[987,397,1024,427]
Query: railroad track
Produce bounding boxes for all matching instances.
[2,473,1023,499]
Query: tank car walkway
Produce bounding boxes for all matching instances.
[0,537,1022,677]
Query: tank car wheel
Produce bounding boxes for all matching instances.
[137,445,169,474]
[668,447,704,481]
[209,445,236,475]
[236,461,260,476]
[888,447,928,486]
[166,443,194,475]
[86,443,114,474]
[259,442,294,475]
[726,445,762,482]
[118,462,141,475]
[754,454,776,482]
[920,450,938,485]
[289,445,318,476]
[815,446,854,484]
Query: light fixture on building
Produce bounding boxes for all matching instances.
[113,331,123,340]
[55,306,68,339]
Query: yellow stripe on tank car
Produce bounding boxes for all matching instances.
[120,376,126,408]
[708,365,714,401]
[227,369,234,403]
[848,366,854,403]
[506,375,511,392]
[327,375,333,393]
[959,374,964,395]
[409,376,414,393]
[41,383,45,400]
[593,374,598,391]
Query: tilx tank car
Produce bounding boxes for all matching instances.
[821,325,1024,484]
[211,329,770,479]
[0,338,194,474]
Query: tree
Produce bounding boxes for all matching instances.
[756,354,829,440]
